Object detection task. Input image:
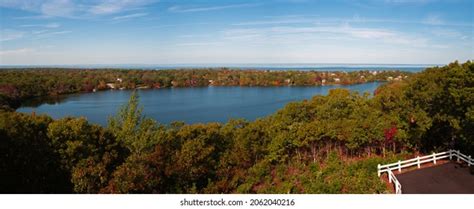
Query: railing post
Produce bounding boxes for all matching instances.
[417,156,420,168]
[449,150,452,160]
[389,172,392,183]
[457,150,460,163]
[433,152,437,165]
[377,164,381,177]
[469,156,472,167]
[398,160,401,173]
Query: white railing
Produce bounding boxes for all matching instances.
[387,170,402,194]
[377,150,473,194]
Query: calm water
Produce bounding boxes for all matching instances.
[18,82,382,125]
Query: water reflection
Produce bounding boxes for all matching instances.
[21,95,70,108]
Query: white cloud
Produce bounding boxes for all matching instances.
[176,42,223,46]
[89,0,156,15]
[0,0,43,12]
[32,30,49,34]
[40,0,75,16]
[221,24,434,49]
[42,30,71,35]
[430,28,462,38]
[348,15,473,28]
[422,14,444,25]
[384,0,435,3]
[0,48,35,56]
[112,12,148,20]
[225,25,397,40]
[0,0,77,17]
[0,29,25,41]
[168,3,260,13]
[178,34,210,38]
[234,14,473,30]
[343,27,395,39]
[13,15,53,20]
[33,30,72,39]
[20,22,61,28]
[233,18,315,26]
[0,0,157,18]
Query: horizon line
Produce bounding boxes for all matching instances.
[0,62,445,67]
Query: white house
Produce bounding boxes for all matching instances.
[106,83,116,89]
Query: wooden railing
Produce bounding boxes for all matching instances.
[377,150,473,194]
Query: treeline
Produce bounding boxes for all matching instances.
[0,61,472,194]
[0,68,410,109]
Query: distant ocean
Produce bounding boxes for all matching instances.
[0,63,440,72]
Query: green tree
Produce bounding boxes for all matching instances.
[108,91,162,154]
[47,117,126,193]
[0,112,71,193]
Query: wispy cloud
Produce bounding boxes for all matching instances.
[422,14,444,25]
[0,29,25,41]
[13,14,53,20]
[233,18,315,26]
[33,30,72,39]
[20,22,61,28]
[42,30,71,35]
[244,14,474,28]
[224,25,397,39]
[1,0,157,18]
[112,12,148,20]
[417,15,472,27]
[41,0,76,17]
[32,30,49,34]
[176,42,223,46]
[222,24,431,48]
[384,0,435,3]
[89,0,156,15]
[0,0,76,17]
[168,3,260,13]
[0,48,35,56]
[151,22,212,29]
[430,28,463,38]
[178,34,210,38]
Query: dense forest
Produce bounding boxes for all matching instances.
[0,61,472,194]
[0,68,409,110]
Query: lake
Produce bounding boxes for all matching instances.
[17,82,382,125]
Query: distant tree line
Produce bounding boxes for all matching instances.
[0,61,472,194]
[0,68,410,109]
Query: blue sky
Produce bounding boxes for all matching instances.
[0,0,473,65]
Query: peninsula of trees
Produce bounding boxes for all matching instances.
[0,61,472,194]
[0,68,410,109]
